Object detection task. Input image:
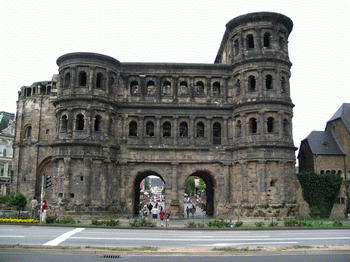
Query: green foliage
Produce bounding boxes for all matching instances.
[129,217,154,227]
[185,176,196,196]
[144,177,151,192]
[309,206,321,219]
[255,221,264,227]
[269,221,278,227]
[197,178,206,192]
[207,219,232,228]
[297,172,343,218]
[185,221,197,228]
[0,193,14,206]
[91,218,119,226]
[345,191,350,218]
[332,219,343,227]
[0,193,27,210]
[284,218,298,227]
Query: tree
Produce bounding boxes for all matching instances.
[197,177,206,192]
[185,176,196,196]
[144,177,150,192]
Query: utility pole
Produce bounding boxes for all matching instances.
[40,173,45,223]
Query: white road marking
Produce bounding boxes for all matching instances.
[44,228,85,246]
[210,242,299,247]
[0,235,24,238]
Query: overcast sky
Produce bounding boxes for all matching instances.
[1,0,349,158]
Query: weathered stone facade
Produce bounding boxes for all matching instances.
[12,12,298,219]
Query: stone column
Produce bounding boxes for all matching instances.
[258,68,263,97]
[259,160,267,204]
[223,117,228,145]
[223,163,230,202]
[206,117,212,144]
[156,116,161,144]
[88,66,95,93]
[63,158,72,202]
[279,161,287,204]
[222,77,228,102]
[171,162,180,218]
[67,109,74,138]
[83,157,92,206]
[259,110,264,139]
[278,111,283,139]
[173,75,178,102]
[139,116,144,144]
[189,116,195,145]
[241,71,247,96]
[173,117,178,146]
[240,161,248,202]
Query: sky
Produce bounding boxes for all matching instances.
[1,0,349,158]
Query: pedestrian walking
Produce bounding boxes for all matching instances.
[30,196,38,219]
[151,206,159,225]
[165,210,170,227]
[41,199,48,223]
[159,207,165,226]
[186,206,190,218]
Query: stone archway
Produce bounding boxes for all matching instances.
[132,170,165,215]
[187,171,215,217]
[36,157,53,199]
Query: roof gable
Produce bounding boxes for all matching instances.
[303,131,344,155]
[328,103,350,133]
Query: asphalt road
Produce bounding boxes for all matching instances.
[0,225,349,248]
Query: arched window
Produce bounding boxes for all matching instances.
[281,76,287,92]
[236,120,242,137]
[130,81,139,95]
[263,33,271,48]
[247,34,254,49]
[213,82,220,96]
[76,114,84,130]
[320,170,325,175]
[61,115,68,131]
[179,122,188,137]
[24,125,32,139]
[283,118,289,135]
[266,74,273,90]
[270,179,277,186]
[108,118,113,133]
[163,121,171,137]
[196,122,205,138]
[248,76,256,91]
[234,39,239,55]
[267,117,274,133]
[96,73,103,88]
[146,121,154,137]
[94,115,101,131]
[235,79,241,96]
[129,121,137,137]
[213,122,221,145]
[63,73,70,88]
[249,117,257,134]
[162,81,171,95]
[78,71,87,86]
[179,81,189,95]
[196,81,204,95]
[147,81,156,95]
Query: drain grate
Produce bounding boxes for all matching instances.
[102,254,121,259]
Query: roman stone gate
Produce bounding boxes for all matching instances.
[12,12,299,219]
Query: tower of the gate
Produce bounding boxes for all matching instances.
[215,12,297,216]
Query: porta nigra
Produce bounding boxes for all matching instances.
[12,12,298,219]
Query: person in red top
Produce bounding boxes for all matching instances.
[42,199,48,223]
[159,207,165,227]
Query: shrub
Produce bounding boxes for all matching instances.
[255,222,264,227]
[332,220,343,227]
[45,213,58,224]
[106,218,119,227]
[234,221,243,227]
[185,221,197,228]
[284,218,298,227]
[269,222,278,227]
[129,217,154,227]
[309,206,321,219]
[60,217,76,225]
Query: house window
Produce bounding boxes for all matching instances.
[129,121,138,137]
[94,115,101,131]
[247,34,254,49]
[249,118,257,134]
[78,71,87,86]
[179,122,188,137]
[146,121,154,137]
[213,122,221,145]
[263,33,271,48]
[266,74,273,90]
[25,125,32,139]
[76,114,84,130]
[267,117,274,133]
[163,121,171,137]
[248,76,256,91]
[61,115,68,131]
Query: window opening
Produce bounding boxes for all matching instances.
[266,74,273,90]
[96,73,103,88]
[25,126,32,139]
[249,118,257,134]
[281,77,287,92]
[129,121,138,137]
[61,115,68,131]
[147,81,156,95]
[196,122,205,138]
[131,81,139,95]
[94,115,101,131]
[247,34,254,49]
[79,71,87,86]
[163,121,171,137]
[236,120,242,137]
[213,122,221,144]
[196,81,204,95]
[179,81,189,95]
[263,33,271,47]
[108,118,113,133]
[64,73,70,88]
[283,118,289,135]
[267,117,274,133]
[146,121,155,137]
[234,39,239,55]
[179,122,188,137]
[76,114,84,130]
[248,76,256,91]
[213,82,220,96]
[162,81,171,95]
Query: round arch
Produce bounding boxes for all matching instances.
[36,157,53,199]
[132,170,165,215]
[187,170,216,216]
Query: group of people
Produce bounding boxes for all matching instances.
[142,203,170,226]
[30,196,48,222]
[186,203,196,218]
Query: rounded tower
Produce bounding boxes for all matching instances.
[51,53,121,213]
[217,12,297,216]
